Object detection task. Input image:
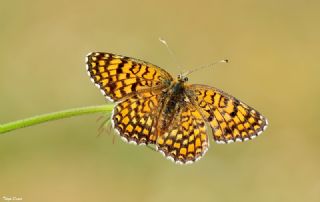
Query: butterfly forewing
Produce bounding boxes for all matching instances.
[186,84,268,144]
[86,52,173,101]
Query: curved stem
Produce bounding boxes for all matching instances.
[0,104,114,134]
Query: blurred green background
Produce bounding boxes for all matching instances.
[1,0,319,201]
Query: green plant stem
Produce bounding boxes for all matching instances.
[0,104,114,134]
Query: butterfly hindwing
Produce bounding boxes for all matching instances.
[156,102,209,164]
[112,90,164,145]
[186,84,268,144]
[86,52,173,101]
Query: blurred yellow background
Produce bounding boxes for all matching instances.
[1,0,320,201]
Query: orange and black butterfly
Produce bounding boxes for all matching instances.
[86,52,268,164]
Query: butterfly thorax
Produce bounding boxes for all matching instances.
[159,80,187,134]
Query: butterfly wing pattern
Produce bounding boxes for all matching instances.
[86,52,173,145]
[86,52,268,164]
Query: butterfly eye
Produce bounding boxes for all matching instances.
[177,75,181,80]
[184,77,188,82]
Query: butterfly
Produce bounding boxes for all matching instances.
[86,52,268,164]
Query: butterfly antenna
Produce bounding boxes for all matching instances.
[159,37,183,72]
[184,59,229,76]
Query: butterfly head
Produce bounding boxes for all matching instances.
[177,74,188,83]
